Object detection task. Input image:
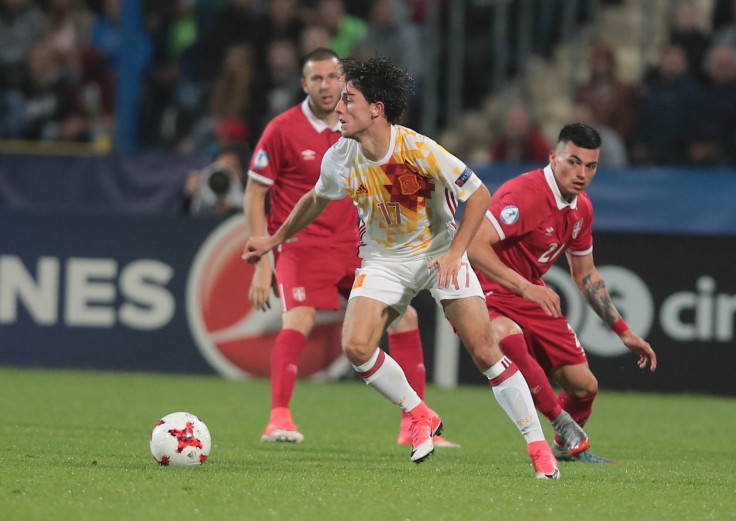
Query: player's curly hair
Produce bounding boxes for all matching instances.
[557,123,602,150]
[340,56,415,125]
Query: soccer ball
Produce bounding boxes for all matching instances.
[150,411,211,466]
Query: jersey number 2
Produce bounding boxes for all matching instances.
[539,242,566,264]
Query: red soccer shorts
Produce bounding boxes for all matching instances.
[274,243,360,312]
[486,291,588,373]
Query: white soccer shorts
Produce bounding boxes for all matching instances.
[349,252,484,318]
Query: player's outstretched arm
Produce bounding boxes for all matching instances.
[243,188,330,264]
[568,253,657,371]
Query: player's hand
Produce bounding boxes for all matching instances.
[620,330,657,371]
[428,252,463,290]
[242,236,273,264]
[522,284,562,318]
[249,263,274,311]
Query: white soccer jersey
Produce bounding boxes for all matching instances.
[316,125,482,260]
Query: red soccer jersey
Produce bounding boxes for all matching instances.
[248,98,359,247]
[477,165,594,295]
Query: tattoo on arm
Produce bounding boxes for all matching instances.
[581,274,620,327]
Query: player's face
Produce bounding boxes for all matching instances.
[335,81,375,139]
[549,141,600,201]
[301,57,343,118]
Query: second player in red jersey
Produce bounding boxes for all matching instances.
[248,98,355,248]
[468,123,657,463]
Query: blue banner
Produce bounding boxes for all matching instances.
[0,210,347,379]
[2,154,736,234]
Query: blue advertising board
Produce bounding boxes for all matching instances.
[0,210,347,379]
[1,209,735,395]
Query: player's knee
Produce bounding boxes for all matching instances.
[585,377,599,397]
[465,334,504,368]
[342,338,375,365]
[492,317,522,340]
[570,376,598,398]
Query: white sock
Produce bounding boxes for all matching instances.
[354,348,421,412]
[485,357,545,443]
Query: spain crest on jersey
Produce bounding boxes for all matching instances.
[572,218,583,239]
[399,173,420,195]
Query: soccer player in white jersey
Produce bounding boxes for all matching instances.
[244,47,457,448]
[467,123,657,463]
[244,56,559,478]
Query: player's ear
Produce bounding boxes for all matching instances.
[371,101,385,119]
[301,77,308,94]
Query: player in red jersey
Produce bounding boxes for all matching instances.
[244,48,457,447]
[467,123,657,463]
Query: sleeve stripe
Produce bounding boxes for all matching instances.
[247,170,275,186]
[486,210,506,240]
[568,246,593,256]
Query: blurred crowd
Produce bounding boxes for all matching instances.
[2,0,736,168]
[486,0,736,168]
[0,0,429,157]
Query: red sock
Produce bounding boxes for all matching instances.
[558,390,596,427]
[388,329,425,399]
[499,334,562,420]
[270,329,306,410]
[555,390,596,445]
[388,329,425,424]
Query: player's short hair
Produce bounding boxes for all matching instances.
[302,47,339,77]
[557,123,601,150]
[339,56,414,125]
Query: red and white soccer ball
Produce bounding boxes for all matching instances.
[150,412,212,466]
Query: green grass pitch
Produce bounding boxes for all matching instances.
[1,367,734,521]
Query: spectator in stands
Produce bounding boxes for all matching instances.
[138,0,202,146]
[316,0,367,57]
[438,111,492,164]
[569,101,628,167]
[688,44,736,165]
[0,0,45,91]
[261,0,304,50]
[182,42,260,153]
[0,0,44,139]
[90,0,152,86]
[489,103,550,165]
[354,0,424,126]
[184,145,247,216]
[209,43,256,121]
[669,0,711,84]
[261,39,302,126]
[299,24,331,59]
[201,0,264,80]
[712,0,736,33]
[355,0,423,81]
[42,0,93,71]
[182,116,250,216]
[532,0,563,59]
[630,44,702,166]
[90,0,122,69]
[707,0,736,67]
[575,41,637,142]
[15,40,75,140]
